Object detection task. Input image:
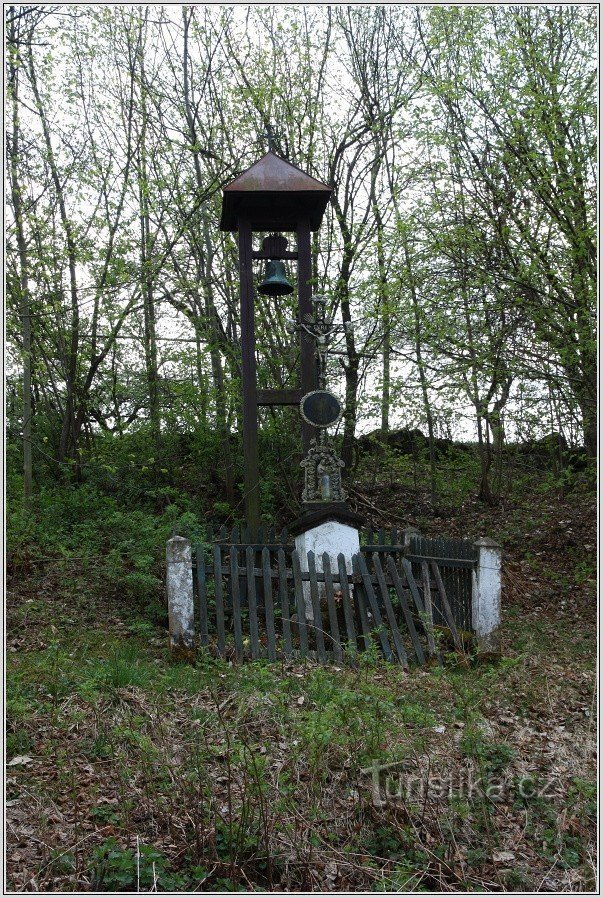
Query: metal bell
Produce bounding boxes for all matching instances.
[258,259,294,296]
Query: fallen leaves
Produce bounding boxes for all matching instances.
[8,756,34,767]
[4,485,596,893]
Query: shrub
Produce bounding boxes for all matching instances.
[87,838,189,891]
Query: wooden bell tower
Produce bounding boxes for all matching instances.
[220,152,332,527]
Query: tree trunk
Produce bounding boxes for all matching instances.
[339,263,359,472]
[136,17,160,439]
[28,41,80,467]
[8,18,33,503]
[578,344,597,458]
[374,204,390,434]
[476,413,494,505]
[182,10,235,503]
[331,195,359,472]
[402,239,437,507]
[581,398,597,459]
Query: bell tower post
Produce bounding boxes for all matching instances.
[296,218,316,445]
[220,152,332,528]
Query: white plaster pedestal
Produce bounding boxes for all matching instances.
[290,504,364,620]
[472,537,502,656]
[166,535,196,659]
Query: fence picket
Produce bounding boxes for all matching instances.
[401,557,426,616]
[307,552,326,662]
[352,554,374,653]
[372,553,408,668]
[337,553,357,656]
[431,560,463,653]
[262,548,277,662]
[436,540,445,625]
[213,544,226,657]
[357,553,393,661]
[278,549,292,658]
[291,550,309,657]
[230,548,244,661]
[421,561,440,662]
[246,546,261,659]
[322,552,342,662]
[386,556,425,665]
[186,525,478,666]
[457,564,465,628]
[228,532,239,614]
[196,547,209,647]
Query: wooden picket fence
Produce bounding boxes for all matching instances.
[406,533,476,633]
[192,529,477,667]
[194,522,477,648]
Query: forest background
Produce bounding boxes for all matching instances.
[4,5,597,892]
[6,3,596,511]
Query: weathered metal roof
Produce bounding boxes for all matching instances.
[220,151,332,231]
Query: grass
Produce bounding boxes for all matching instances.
[5,462,597,892]
[6,582,596,892]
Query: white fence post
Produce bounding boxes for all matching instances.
[166,536,196,659]
[472,537,502,655]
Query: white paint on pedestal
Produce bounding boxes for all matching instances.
[294,520,360,619]
[472,537,502,654]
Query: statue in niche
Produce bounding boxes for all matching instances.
[301,434,346,504]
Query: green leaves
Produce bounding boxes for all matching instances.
[5,3,597,507]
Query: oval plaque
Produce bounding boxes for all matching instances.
[300,390,342,428]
